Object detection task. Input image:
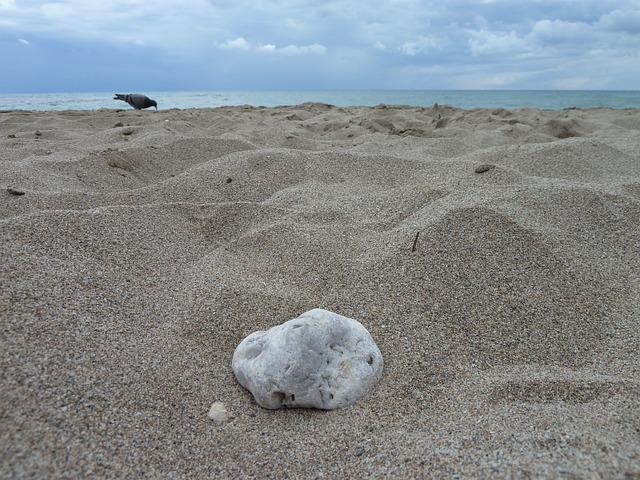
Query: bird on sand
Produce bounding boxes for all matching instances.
[114,93,158,110]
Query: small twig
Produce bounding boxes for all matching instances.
[7,186,25,196]
[411,231,420,252]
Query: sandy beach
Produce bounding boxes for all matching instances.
[2,103,639,478]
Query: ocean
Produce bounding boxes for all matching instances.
[1,90,639,111]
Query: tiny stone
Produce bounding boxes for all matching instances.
[113,122,124,128]
[232,308,383,410]
[475,164,496,174]
[226,177,233,183]
[208,402,230,422]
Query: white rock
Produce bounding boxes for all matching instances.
[232,308,383,410]
[208,402,229,422]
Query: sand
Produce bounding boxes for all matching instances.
[1,103,639,478]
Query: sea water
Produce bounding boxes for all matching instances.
[0,90,639,111]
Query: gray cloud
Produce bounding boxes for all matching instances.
[0,0,638,91]
[598,9,640,34]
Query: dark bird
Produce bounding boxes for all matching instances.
[114,93,158,110]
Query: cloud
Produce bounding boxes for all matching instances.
[218,38,326,55]
[0,0,226,51]
[257,44,277,53]
[217,37,250,50]
[277,43,326,55]
[530,19,591,45]
[1,0,639,92]
[468,30,531,56]
[598,9,640,35]
[400,35,440,56]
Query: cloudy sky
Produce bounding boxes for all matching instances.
[1,0,639,93]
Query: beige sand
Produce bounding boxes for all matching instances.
[1,103,639,478]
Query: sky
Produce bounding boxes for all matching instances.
[1,0,639,93]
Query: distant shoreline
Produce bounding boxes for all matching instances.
[2,89,640,111]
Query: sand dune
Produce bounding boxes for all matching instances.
[2,104,639,478]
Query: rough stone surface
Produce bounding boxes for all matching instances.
[232,309,383,410]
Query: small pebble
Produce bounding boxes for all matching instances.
[475,164,496,174]
[208,402,230,422]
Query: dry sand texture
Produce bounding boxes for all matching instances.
[2,104,640,478]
